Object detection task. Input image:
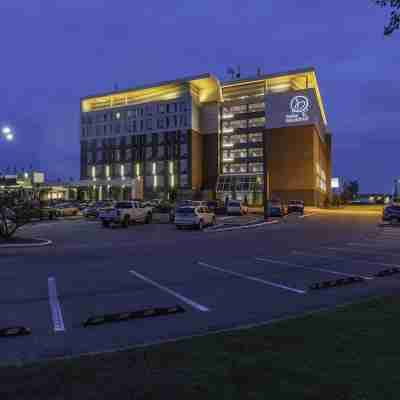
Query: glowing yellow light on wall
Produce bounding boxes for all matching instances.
[171,175,175,188]
[154,175,158,188]
[91,166,96,181]
[136,163,140,176]
[169,161,174,175]
[152,162,156,175]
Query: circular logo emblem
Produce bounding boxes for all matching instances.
[290,96,310,113]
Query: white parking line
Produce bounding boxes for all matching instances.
[255,257,373,280]
[129,269,210,312]
[48,277,65,332]
[323,246,400,258]
[291,250,400,270]
[197,261,305,294]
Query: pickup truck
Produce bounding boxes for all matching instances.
[99,201,152,228]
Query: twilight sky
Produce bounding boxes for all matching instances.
[0,1,397,192]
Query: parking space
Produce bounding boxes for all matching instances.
[3,211,400,364]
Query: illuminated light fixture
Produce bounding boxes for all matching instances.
[223,142,234,148]
[91,166,96,181]
[115,112,121,119]
[223,157,234,162]
[136,163,140,176]
[223,127,234,133]
[120,164,125,177]
[154,175,158,188]
[152,162,156,175]
[2,126,14,141]
[2,126,11,135]
[169,161,174,175]
[106,165,110,178]
[24,172,28,179]
[222,113,234,119]
[171,175,175,188]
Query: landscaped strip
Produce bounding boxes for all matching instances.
[1,296,400,399]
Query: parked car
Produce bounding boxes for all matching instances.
[174,206,216,230]
[54,203,80,217]
[99,201,152,227]
[28,206,60,220]
[169,200,196,222]
[83,201,114,219]
[226,200,248,216]
[287,200,304,215]
[383,202,400,223]
[268,201,286,217]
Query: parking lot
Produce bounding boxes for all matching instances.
[1,211,399,365]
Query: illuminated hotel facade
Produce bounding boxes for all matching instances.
[79,67,331,206]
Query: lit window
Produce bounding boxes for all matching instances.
[154,175,157,188]
[152,162,156,175]
[115,112,121,120]
[106,165,110,178]
[91,166,96,180]
[136,163,140,176]
[170,175,175,187]
[121,164,125,178]
[169,161,174,174]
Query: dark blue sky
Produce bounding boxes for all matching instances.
[0,1,397,192]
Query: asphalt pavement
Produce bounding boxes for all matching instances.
[1,211,400,365]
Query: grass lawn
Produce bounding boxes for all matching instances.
[2,296,400,399]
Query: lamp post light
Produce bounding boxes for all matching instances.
[1,126,14,141]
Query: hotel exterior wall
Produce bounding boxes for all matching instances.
[267,125,330,206]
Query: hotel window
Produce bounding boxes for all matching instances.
[146,119,153,130]
[171,103,177,113]
[180,143,188,157]
[146,134,153,145]
[145,105,153,115]
[179,102,186,112]
[248,102,265,112]
[172,115,177,128]
[231,104,247,114]
[179,131,187,143]
[135,163,141,176]
[96,150,103,162]
[139,120,144,131]
[249,162,263,173]
[159,104,165,114]
[124,163,131,177]
[145,176,153,188]
[157,118,165,129]
[115,150,121,162]
[249,148,263,158]
[157,145,165,158]
[169,161,174,174]
[157,175,165,188]
[180,159,188,174]
[170,174,175,188]
[248,117,266,127]
[158,132,164,144]
[126,149,132,161]
[239,134,248,144]
[146,147,153,160]
[249,133,263,143]
[127,109,136,119]
[180,174,188,186]
[222,164,229,174]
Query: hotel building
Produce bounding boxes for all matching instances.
[79,67,331,206]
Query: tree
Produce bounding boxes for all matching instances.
[375,0,400,35]
[0,192,30,239]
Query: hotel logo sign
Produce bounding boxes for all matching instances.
[286,95,311,124]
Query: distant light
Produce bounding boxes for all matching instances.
[24,172,28,179]
[2,126,11,135]
[5,133,14,141]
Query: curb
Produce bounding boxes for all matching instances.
[309,276,364,290]
[0,239,53,249]
[83,305,185,327]
[205,220,279,233]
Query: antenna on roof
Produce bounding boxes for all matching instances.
[227,67,235,80]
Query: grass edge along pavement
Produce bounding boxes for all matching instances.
[2,296,400,399]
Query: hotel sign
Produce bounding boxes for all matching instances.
[265,89,324,131]
[286,95,311,124]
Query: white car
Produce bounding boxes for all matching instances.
[226,200,248,215]
[99,201,152,227]
[175,206,216,230]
